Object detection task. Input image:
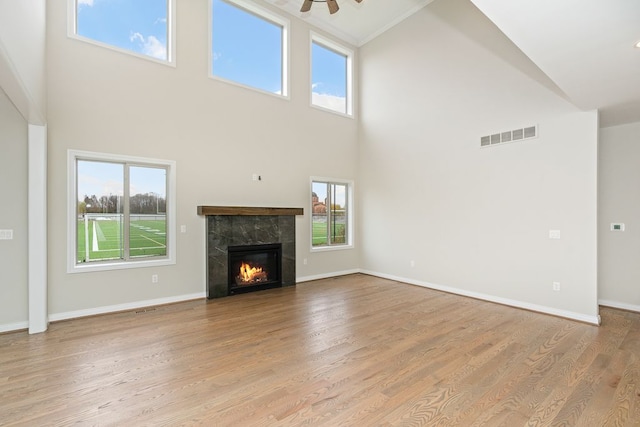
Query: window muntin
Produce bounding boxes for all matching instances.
[311,179,353,249]
[211,0,289,97]
[68,150,176,273]
[70,0,175,64]
[311,34,353,116]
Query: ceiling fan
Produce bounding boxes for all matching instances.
[300,0,363,15]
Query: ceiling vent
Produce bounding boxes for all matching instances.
[480,125,537,148]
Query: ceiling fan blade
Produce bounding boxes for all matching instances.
[327,0,339,14]
[300,0,313,12]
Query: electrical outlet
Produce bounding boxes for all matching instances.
[0,229,13,240]
[152,274,158,284]
[303,258,307,265]
[180,225,187,233]
[553,281,560,291]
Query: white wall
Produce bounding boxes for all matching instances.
[45,0,359,317]
[0,0,46,124]
[358,0,599,322]
[0,89,29,331]
[599,121,640,312]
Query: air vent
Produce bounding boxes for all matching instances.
[480,125,537,148]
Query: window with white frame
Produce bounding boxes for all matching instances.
[68,150,176,273]
[311,33,353,116]
[69,0,175,64]
[211,0,289,97]
[311,178,353,249]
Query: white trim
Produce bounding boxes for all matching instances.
[210,0,290,99]
[310,176,355,252]
[49,293,206,323]
[599,299,640,313]
[310,31,354,117]
[0,321,29,334]
[360,270,602,325]
[296,269,360,283]
[67,149,177,274]
[28,124,48,334]
[67,0,176,67]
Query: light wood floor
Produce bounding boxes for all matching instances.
[1,274,639,426]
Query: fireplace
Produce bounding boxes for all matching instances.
[228,243,282,295]
[197,206,304,299]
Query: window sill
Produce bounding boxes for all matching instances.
[68,257,175,274]
[311,244,354,253]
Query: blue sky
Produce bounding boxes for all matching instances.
[312,182,346,209]
[77,161,166,201]
[212,0,283,93]
[76,0,347,107]
[77,0,168,60]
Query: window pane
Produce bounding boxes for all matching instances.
[312,42,347,114]
[129,166,167,258]
[212,0,283,94]
[77,160,124,263]
[330,183,347,244]
[76,0,169,61]
[312,182,328,247]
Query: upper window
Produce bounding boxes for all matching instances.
[311,33,353,116]
[68,150,176,273]
[211,0,289,97]
[70,0,175,64]
[311,178,353,250]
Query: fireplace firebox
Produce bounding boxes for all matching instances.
[227,243,282,295]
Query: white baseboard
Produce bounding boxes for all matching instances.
[599,299,640,313]
[0,321,29,334]
[49,292,206,323]
[297,269,361,284]
[360,270,601,325]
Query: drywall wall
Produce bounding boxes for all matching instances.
[358,0,599,322]
[0,89,29,331]
[599,121,640,311]
[45,0,359,317]
[0,0,46,124]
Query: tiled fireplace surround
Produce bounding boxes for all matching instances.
[197,206,304,298]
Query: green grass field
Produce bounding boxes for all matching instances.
[77,218,166,263]
[312,221,346,246]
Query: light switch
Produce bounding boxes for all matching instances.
[549,230,561,239]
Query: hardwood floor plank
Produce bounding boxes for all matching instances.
[1,274,639,426]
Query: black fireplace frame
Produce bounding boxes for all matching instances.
[227,243,282,295]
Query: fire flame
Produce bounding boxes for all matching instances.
[239,262,265,282]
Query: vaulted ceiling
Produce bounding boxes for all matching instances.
[269,0,640,128]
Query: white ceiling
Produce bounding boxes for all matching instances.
[266,0,435,47]
[269,0,640,128]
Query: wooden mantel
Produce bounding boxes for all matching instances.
[197,206,304,216]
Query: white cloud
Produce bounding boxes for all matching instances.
[213,52,222,61]
[155,17,167,25]
[143,36,167,60]
[129,32,144,43]
[312,92,346,114]
[78,0,94,5]
[130,32,167,61]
